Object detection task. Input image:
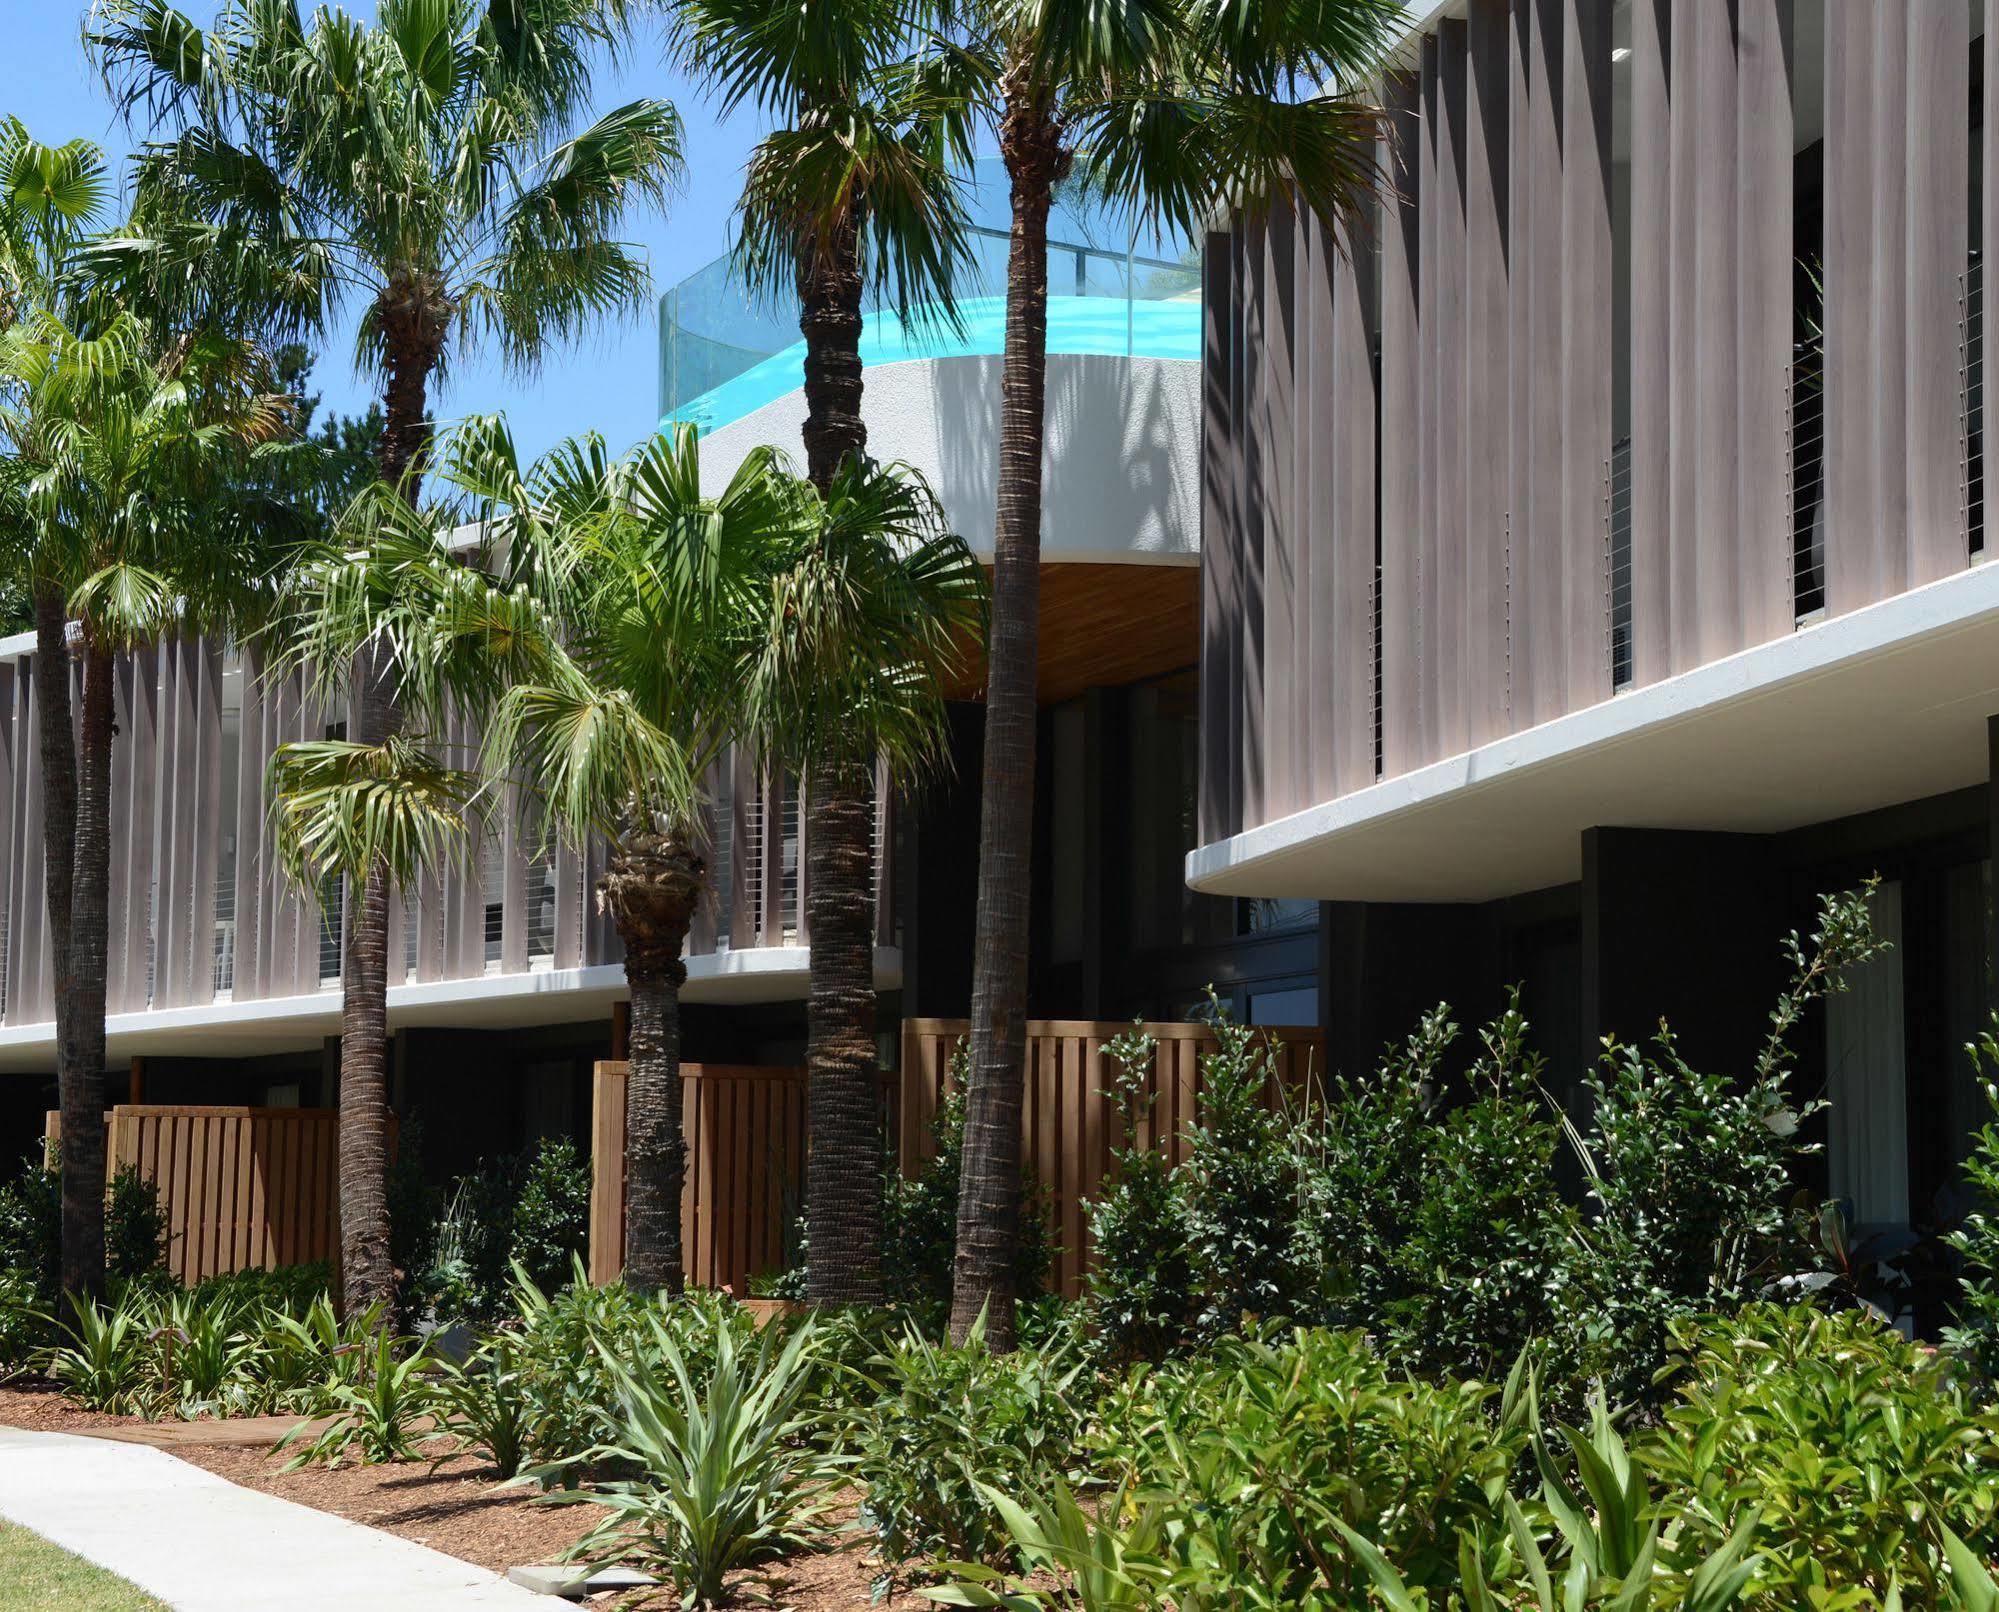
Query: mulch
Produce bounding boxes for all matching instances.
[0,1383,937,1609]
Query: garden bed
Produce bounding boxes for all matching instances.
[172,1446,931,1610]
[0,1385,925,1609]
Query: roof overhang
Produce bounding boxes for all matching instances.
[0,947,903,1074]
[1188,562,1999,904]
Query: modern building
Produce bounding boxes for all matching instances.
[1191,0,1999,1256]
[0,163,1318,1181]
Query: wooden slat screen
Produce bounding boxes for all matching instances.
[43,1106,350,1285]
[589,1063,812,1292]
[898,1020,1325,1300]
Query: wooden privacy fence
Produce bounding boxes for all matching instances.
[899,1020,1324,1299]
[43,1106,351,1285]
[592,1063,828,1292]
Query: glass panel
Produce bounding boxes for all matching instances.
[659,156,1201,437]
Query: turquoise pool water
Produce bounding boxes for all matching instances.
[661,293,1201,434]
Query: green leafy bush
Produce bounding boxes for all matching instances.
[0,1269,50,1380]
[188,1262,334,1317]
[1374,997,1579,1383]
[883,1071,1056,1321]
[1946,1026,1999,1381]
[105,1166,167,1282]
[418,1136,592,1323]
[1083,1028,1193,1366]
[0,1156,169,1299]
[510,1137,591,1298]
[1572,884,1887,1405]
[560,1315,836,1606]
[1646,1304,1999,1604]
[852,1318,1088,1581]
[1089,1327,1531,1602]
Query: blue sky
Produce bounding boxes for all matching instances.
[0,4,764,460]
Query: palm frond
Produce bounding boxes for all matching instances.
[266,734,480,891]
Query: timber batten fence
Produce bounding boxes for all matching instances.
[43,1106,354,1285]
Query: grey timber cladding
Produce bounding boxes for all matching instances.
[0,634,890,1029]
[1200,0,1989,844]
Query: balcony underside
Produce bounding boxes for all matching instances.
[1187,563,1999,905]
[0,947,904,1074]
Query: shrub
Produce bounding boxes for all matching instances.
[0,1156,169,1299]
[508,1137,591,1299]
[1646,1305,1999,1604]
[105,1167,167,1282]
[1375,996,1580,1383]
[1089,1327,1532,1602]
[0,1154,59,1298]
[562,1316,836,1606]
[419,1137,591,1324]
[1572,883,1888,1405]
[884,1070,1056,1320]
[1083,1028,1193,1365]
[852,1318,1088,1582]
[188,1262,334,1317]
[1945,1025,1999,1381]
[0,1270,50,1380]
[282,1331,442,1467]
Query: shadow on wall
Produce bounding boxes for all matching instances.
[930,355,1195,558]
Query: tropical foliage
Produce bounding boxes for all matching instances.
[92,0,683,1318]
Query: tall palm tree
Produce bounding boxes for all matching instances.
[442,416,791,1294]
[93,0,682,1315]
[945,0,1398,1349]
[672,0,974,1305]
[1,306,301,1299]
[0,119,115,1299]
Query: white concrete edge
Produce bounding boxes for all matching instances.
[0,945,906,1052]
[1186,559,1999,894]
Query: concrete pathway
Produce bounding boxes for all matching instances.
[0,1427,551,1610]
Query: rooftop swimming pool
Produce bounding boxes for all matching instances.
[661,292,1202,436]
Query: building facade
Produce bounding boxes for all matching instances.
[0,169,1319,1181]
[1193,0,1999,1261]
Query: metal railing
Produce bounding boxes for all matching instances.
[1607,439,1634,690]
[1964,258,1985,557]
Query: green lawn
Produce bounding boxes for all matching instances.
[0,1522,168,1611]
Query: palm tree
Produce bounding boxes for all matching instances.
[735,457,986,1305]
[440,417,789,1294]
[93,0,682,1315]
[0,305,301,1299]
[672,0,974,1305]
[0,119,115,1299]
[457,423,983,1298]
[945,0,1397,1348]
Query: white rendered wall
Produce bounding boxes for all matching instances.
[696,354,1201,565]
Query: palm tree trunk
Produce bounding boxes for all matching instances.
[336,316,437,1322]
[804,751,883,1306]
[950,85,1064,1351]
[798,214,866,487]
[601,822,702,1295]
[337,648,398,1319]
[64,640,116,1301]
[795,215,887,1302]
[34,587,105,1303]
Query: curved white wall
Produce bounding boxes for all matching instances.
[696,354,1200,565]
